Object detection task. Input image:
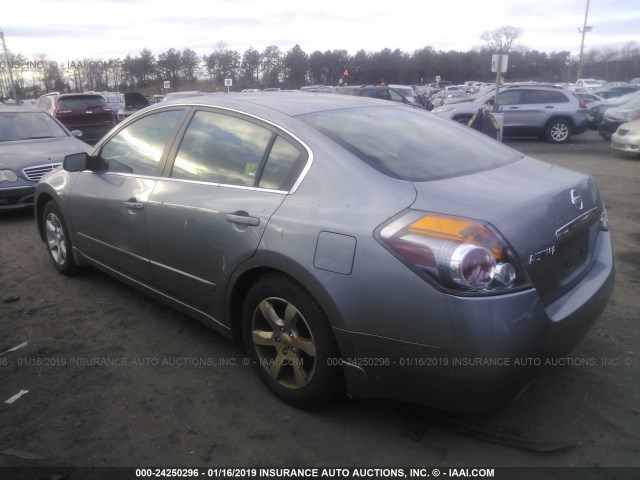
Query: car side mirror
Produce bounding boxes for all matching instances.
[70,130,82,138]
[64,152,90,172]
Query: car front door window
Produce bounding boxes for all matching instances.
[100,109,184,176]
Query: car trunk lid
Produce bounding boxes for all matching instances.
[410,156,604,305]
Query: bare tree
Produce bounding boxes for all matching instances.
[480,26,523,53]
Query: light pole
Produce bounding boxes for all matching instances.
[577,0,593,81]
[0,29,19,103]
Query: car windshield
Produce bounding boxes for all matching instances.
[0,111,68,142]
[299,106,520,181]
[391,87,415,99]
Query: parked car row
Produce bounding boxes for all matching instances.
[331,84,420,107]
[2,81,636,215]
[94,91,150,122]
[432,84,588,144]
[598,92,640,140]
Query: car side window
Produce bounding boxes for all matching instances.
[100,110,184,175]
[258,136,306,191]
[497,91,521,105]
[388,89,404,102]
[548,91,570,103]
[172,110,273,187]
[373,89,388,100]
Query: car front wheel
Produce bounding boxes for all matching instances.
[546,119,572,144]
[242,274,344,408]
[42,201,79,275]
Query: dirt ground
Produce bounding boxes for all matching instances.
[0,130,639,476]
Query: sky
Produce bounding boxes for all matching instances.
[1,0,639,64]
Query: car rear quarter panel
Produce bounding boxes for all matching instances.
[230,131,456,348]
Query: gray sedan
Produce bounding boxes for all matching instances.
[0,106,91,210]
[34,93,614,412]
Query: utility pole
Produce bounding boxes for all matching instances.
[577,0,592,82]
[0,29,19,103]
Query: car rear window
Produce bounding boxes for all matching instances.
[299,106,520,181]
[58,96,107,110]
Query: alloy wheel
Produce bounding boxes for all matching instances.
[250,297,317,389]
[45,212,68,266]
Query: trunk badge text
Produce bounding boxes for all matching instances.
[529,245,557,265]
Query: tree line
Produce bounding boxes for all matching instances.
[2,39,639,100]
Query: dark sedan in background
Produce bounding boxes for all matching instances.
[599,92,640,140]
[587,91,640,130]
[34,93,614,412]
[0,106,91,210]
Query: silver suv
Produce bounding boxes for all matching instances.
[432,85,588,143]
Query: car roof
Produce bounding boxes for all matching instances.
[58,93,105,99]
[158,91,405,117]
[0,106,48,114]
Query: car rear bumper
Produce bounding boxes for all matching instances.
[335,231,614,413]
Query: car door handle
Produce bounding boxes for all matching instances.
[545,106,555,109]
[509,106,519,109]
[226,212,260,226]
[123,201,144,210]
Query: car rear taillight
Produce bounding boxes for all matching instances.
[378,211,531,295]
[103,107,113,112]
[578,99,587,109]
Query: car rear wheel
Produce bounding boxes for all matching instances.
[242,274,344,408]
[546,119,572,144]
[43,202,79,275]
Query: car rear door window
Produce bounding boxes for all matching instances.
[258,136,306,191]
[100,109,184,175]
[171,111,273,187]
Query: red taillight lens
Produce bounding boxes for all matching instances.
[579,100,587,109]
[378,211,531,294]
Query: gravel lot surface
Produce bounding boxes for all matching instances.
[0,129,638,476]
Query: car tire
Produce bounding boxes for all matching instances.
[545,119,572,144]
[42,201,80,275]
[242,274,344,409]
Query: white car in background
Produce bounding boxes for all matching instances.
[611,119,640,155]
